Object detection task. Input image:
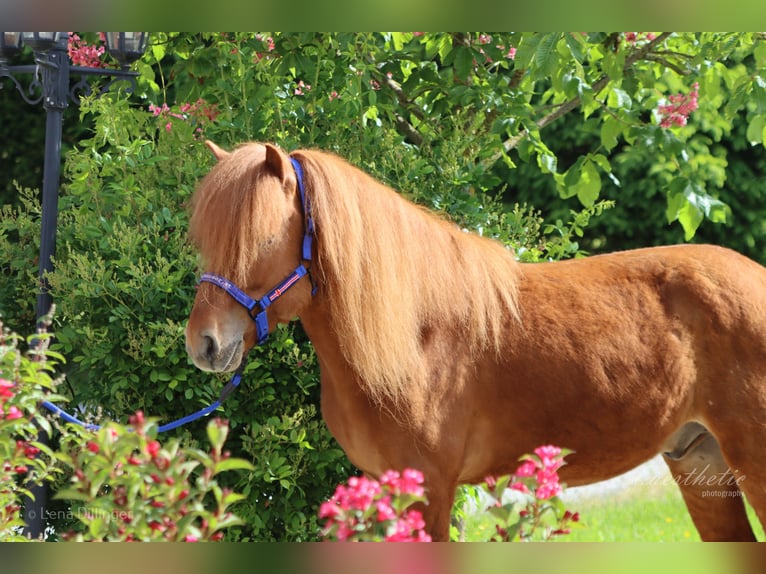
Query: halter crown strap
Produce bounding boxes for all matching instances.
[290,157,314,263]
[198,155,315,346]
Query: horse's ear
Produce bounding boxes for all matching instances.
[205,140,230,162]
[264,143,289,184]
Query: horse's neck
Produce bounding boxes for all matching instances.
[298,300,360,393]
[298,300,396,471]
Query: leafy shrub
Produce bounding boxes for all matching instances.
[1,318,253,542]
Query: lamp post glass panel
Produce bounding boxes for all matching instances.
[0,31,148,539]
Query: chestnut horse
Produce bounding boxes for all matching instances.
[185,141,766,541]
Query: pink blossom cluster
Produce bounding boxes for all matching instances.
[0,378,23,422]
[253,34,277,62]
[657,82,699,128]
[624,32,658,45]
[68,32,107,68]
[485,445,579,541]
[148,99,219,134]
[510,445,565,500]
[318,468,432,542]
[294,80,311,96]
[474,34,517,64]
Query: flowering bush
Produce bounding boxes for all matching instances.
[318,446,579,542]
[0,319,62,541]
[318,469,431,542]
[148,99,220,136]
[0,318,252,542]
[483,446,580,541]
[56,414,251,541]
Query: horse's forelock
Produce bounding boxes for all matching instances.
[189,143,286,284]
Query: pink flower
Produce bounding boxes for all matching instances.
[404,509,426,531]
[380,468,425,497]
[146,440,161,458]
[335,521,353,541]
[509,481,530,494]
[294,80,311,96]
[384,510,431,542]
[68,32,106,68]
[535,467,562,500]
[4,405,23,420]
[536,482,562,500]
[534,445,563,471]
[184,535,199,542]
[514,459,538,478]
[318,500,341,519]
[86,441,100,454]
[657,83,699,128]
[624,32,657,46]
[534,445,561,460]
[375,496,396,522]
[0,378,14,398]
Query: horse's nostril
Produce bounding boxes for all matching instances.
[203,334,219,361]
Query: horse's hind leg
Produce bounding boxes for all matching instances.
[663,423,756,541]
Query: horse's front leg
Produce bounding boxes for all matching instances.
[421,479,458,541]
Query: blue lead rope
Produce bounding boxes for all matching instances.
[40,371,242,433]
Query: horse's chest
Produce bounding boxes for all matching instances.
[319,379,397,476]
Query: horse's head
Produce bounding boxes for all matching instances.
[185,141,313,372]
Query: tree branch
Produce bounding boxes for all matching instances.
[492,32,673,161]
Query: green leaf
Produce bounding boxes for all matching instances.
[591,153,611,173]
[535,33,561,77]
[214,458,255,474]
[151,43,166,62]
[755,41,766,68]
[607,88,632,110]
[453,46,475,80]
[564,33,586,63]
[747,115,765,145]
[537,151,558,175]
[574,160,602,207]
[514,34,542,69]
[600,116,622,152]
[54,489,91,502]
[678,200,704,241]
[437,34,453,62]
[391,32,408,51]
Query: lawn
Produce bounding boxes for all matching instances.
[460,458,765,542]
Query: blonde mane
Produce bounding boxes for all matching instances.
[292,149,521,405]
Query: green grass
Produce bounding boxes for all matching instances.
[461,481,765,542]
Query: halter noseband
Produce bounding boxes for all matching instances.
[198,157,315,346]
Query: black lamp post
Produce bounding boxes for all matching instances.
[0,31,148,539]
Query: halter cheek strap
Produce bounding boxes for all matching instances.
[198,157,315,346]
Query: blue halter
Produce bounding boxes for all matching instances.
[198,157,316,346]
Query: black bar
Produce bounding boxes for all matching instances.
[23,37,69,540]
